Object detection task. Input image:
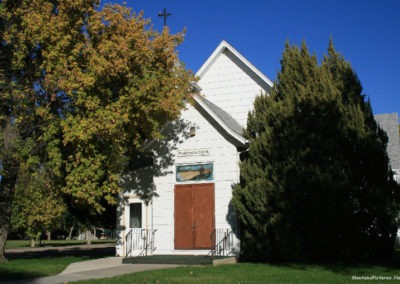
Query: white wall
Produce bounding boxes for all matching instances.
[117,43,270,256]
[198,49,268,127]
[117,103,241,255]
[148,104,240,254]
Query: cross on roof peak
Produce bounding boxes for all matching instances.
[158,8,171,27]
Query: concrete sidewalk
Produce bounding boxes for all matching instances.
[3,257,181,284]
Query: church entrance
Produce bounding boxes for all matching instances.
[174,183,215,249]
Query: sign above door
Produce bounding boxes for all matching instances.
[177,148,210,157]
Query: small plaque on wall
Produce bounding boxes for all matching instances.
[177,148,210,157]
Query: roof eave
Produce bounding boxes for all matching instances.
[194,95,248,147]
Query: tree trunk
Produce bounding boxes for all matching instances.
[0,224,9,263]
[0,162,18,262]
[0,121,21,262]
[86,229,91,245]
[68,226,74,240]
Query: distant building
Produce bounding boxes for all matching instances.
[375,113,400,183]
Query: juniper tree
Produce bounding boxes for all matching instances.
[232,40,399,262]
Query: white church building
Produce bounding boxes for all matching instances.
[115,41,273,257]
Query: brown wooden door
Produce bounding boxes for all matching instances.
[174,183,215,249]
[174,185,194,249]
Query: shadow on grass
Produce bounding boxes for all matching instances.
[38,240,116,247]
[5,244,115,259]
[0,256,97,282]
[6,239,116,249]
[239,250,400,276]
[0,245,115,282]
[0,267,47,281]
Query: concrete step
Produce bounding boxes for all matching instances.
[123,255,234,265]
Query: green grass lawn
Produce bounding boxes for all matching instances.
[1,239,115,281]
[1,245,400,283]
[0,256,92,281]
[74,262,400,284]
[1,257,400,283]
[5,239,115,249]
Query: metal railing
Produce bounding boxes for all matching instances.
[126,229,133,257]
[209,228,234,258]
[141,229,157,256]
[125,228,157,257]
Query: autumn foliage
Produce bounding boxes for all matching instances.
[0,0,193,260]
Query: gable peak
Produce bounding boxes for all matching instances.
[196,40,273,88]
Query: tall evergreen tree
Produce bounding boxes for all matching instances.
[232,40,399,262]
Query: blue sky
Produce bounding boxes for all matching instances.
[108,0,399,116]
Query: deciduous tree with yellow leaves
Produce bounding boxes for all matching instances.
[0,0,193,261]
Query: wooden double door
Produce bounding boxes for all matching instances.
[174,183,215,249]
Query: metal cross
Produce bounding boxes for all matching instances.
[158,8,171,27]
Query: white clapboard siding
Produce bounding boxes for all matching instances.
[147,104,240,254]
[117,40,272,257]
[198,48,268,127]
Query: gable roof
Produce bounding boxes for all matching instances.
[196,40,273,89]
[191,40,275,148]
[145,41,270,151]
[142,94,248,152]
[194,94,247,147]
